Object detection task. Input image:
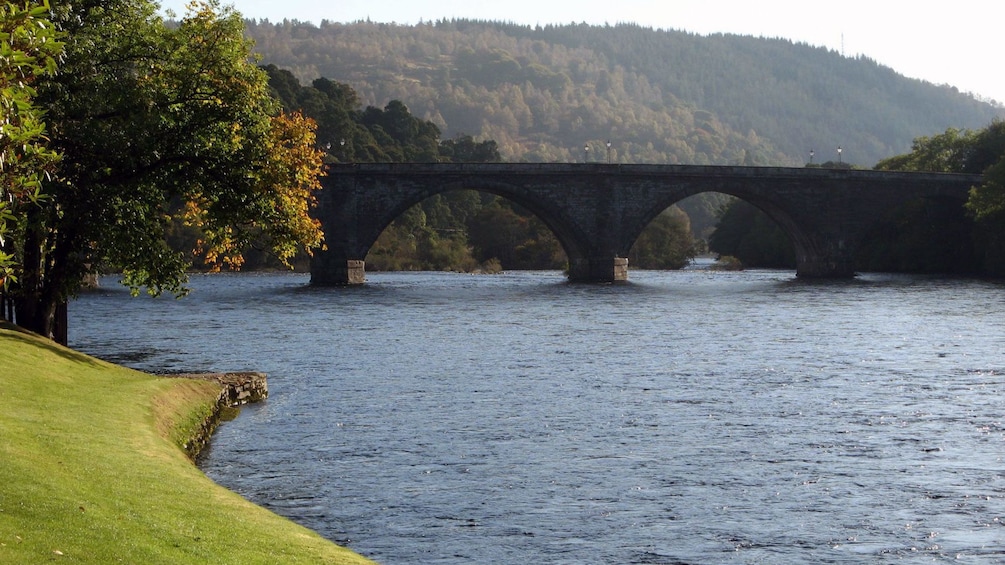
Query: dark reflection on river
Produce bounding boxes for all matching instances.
[70,269,1005,564]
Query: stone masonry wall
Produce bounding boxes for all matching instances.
[166,372,268,460]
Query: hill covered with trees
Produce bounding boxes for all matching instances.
[243,19,1002,168]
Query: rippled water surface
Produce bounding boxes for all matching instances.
[70,269,1005,563]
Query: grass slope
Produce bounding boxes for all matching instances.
[0,323,375,564]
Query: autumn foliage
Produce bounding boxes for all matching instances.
[186,111,325,271]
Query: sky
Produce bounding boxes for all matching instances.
[158,0,1005,105]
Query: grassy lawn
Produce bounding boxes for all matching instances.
[0,322,376,564]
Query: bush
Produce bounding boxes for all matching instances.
[710,255,744,271]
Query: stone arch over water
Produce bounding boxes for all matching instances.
[311,163,981,285]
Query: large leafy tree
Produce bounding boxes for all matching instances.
[11,0,323,341]
[876,120,1005,275]
[0,1,62,292]
[961,121,1005,274]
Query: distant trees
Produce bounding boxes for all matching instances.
[245,20,797,166]
[628,207,698,269]
[467,201,565,270]
[440,135,502,163]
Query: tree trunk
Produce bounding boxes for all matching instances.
[12,294,61,342]
[14,209,70,343]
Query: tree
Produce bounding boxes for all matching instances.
[0,1,62,293]
[874,128,975,173]
[361,100,441,161]
[10,0,324,341]
[628,206,697,269]
[962,120,1005,274]
[708,200,795,268]
[877,120,1005,275]
[439,134,501,162]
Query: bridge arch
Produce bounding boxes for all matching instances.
[344,179,591,275]
[620,187,825,274]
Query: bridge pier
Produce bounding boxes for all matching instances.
[568,257,629,283]
[310,255,366,286]
[793,239,857,278]
[795,258,856,278]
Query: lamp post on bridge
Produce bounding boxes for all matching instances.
[606,140,612,164]
[837,146,843,165]
[584,144,590,163]
[809,149,814,166]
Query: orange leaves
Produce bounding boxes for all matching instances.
[256,111,326,265]
[184,111,325,272]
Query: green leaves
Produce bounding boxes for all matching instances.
[870,120,1005,275]
[0,0,63,290]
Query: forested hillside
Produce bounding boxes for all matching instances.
[243,19,1002,167]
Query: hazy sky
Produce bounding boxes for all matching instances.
[158,0,1005,105]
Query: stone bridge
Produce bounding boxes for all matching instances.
[310,163,983,284]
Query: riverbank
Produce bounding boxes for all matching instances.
[0,322,375,564]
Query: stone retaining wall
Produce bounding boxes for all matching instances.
[165,372,268,460]
[177,371,270,407]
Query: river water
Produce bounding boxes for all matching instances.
[69,268,1005,564]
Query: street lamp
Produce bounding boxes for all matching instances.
[584,144,590,163]
[837,146,843,164]
[809,149,814,165]
[606,140,612,164]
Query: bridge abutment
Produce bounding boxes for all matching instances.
[569,257,629,283]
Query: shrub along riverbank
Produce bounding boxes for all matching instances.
[0,322,374,564]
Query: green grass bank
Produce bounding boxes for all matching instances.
[0,322,375,564]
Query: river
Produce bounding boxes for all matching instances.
[69,268,1005,564]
